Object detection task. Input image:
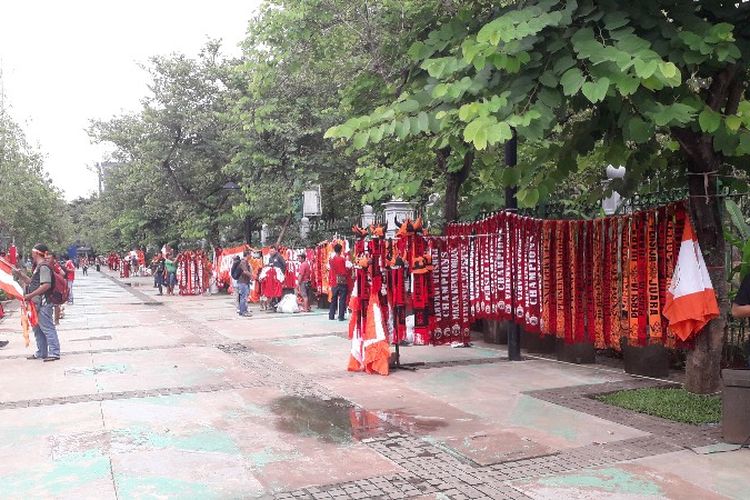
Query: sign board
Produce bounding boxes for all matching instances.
[303,186,322,216]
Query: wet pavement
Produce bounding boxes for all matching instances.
[0,269,747,499]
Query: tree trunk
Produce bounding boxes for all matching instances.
[275,214,292,246]
[443,149,474,223]
[683,159,727,394]
[672,65,741,394]
[674,127,727,394]
[244,216,252,245]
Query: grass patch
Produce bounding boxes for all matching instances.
[596,387,721,425]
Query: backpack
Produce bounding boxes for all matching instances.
[230,260,243,280]
[43,264,69,305]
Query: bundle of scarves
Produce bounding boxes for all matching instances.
[175,250,211,296]
[350,222,437,348]
[107,253,119,271]
[439,201,718,349]
[348,256,390,376]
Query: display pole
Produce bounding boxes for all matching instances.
[505,129,523,361]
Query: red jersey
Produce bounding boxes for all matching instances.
[65,260,75,281]
[329,255,347,285]
[298,261,312,283]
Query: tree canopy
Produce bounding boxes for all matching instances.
[326,0,750,393]
[0,107,70,255]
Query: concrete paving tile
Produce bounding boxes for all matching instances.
[621,449,750,499]
[0,355,100,401]
[509,460,732,500]
[0,402,115,499]
[101,388,403,495]
[88,345,248,393]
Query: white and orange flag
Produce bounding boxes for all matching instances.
[663,217,720,342]
[0,256,34,346]
[0,257,24,300]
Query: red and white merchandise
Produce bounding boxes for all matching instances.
[176,250,211,296]
[259,266,285,300]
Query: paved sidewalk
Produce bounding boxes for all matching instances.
[0,270,746,499]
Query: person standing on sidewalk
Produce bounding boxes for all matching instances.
[64,257,75,304]
[13,244,61,361]
[297,253,313,312]
[329,243,349,322]
[153,256,166,296]
[164,253,177,296]
[237,251,253,317]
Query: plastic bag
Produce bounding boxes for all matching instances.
[276,294,300,314]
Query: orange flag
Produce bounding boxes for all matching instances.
[662,217,720,342]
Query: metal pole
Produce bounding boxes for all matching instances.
[244,216,252,245]
[505,129,522,361]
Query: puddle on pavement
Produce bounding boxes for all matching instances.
[270,396,448,444]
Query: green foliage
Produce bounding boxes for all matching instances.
[725,198,750,282]
[87,42,241,250]
[0,109,70,254]
[597,387,721,425]
[328,0,750,212]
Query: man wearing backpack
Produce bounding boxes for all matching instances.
[13,244,61,361]
[234,251,253,318]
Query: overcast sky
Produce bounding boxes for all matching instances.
[0,0,261,201]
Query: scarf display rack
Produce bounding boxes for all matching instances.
[175,250,211,296]
[442,200,719,349]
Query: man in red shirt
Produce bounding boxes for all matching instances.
[297,253,313,312]
[328,243,349,321]
[64,258,76,304]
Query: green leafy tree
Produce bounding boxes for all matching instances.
[88,42,242,248]
[328,0,750,393]
[0,109,70,254]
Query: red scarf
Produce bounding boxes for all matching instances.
[525,218,541,333]
[541,220,556,336]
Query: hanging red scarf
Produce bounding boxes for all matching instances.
[525,218,541,333]
[430,237,447,344]
[388,266,406,344]
[514,215,527,324]
[609,217,622,350]
[646,210,662,344]
[573,221,586,343]
[541,220,556,336]
[592,219,605,348]
[555,221,567,339]
[660,204,677,348]
[458,234,471,342]
[637,212,649,346]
